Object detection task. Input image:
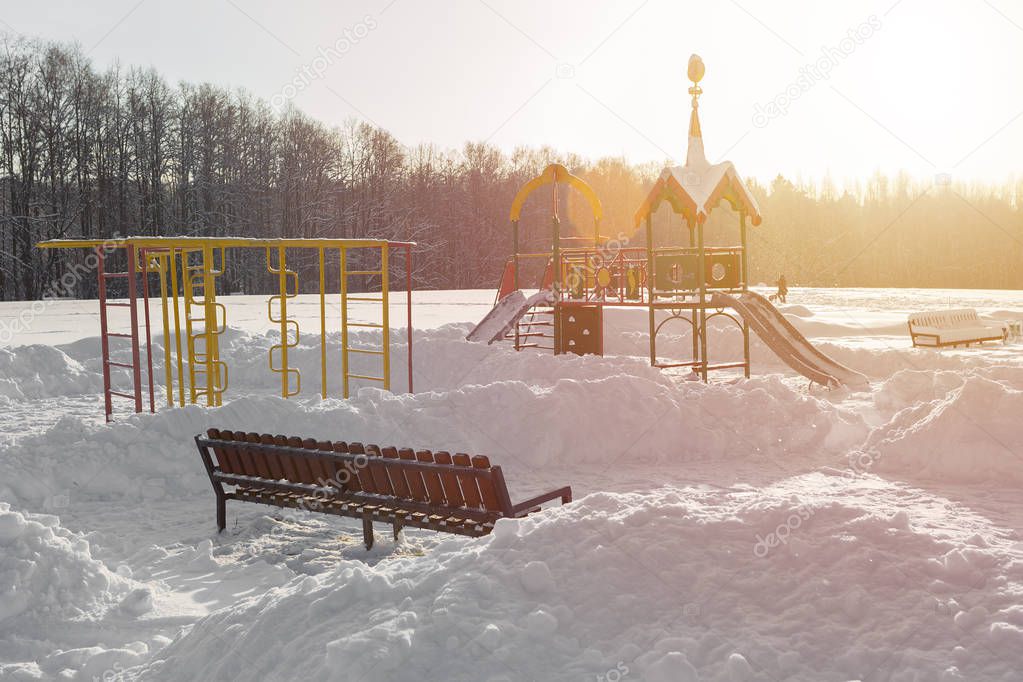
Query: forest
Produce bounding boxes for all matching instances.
[1,36,1021,301]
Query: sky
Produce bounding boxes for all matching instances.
[2,0,1022,186]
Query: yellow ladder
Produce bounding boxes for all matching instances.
[341,246,390,397]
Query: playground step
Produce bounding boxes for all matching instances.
[108,390,139,400]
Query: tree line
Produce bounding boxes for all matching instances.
[1,36,1021,302]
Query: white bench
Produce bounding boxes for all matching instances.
[908,309,1008,348]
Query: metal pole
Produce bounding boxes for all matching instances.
[319,247,327,399]
[169,248,185,407]
[157,252,174,407]
[278,245,288,399]
[381,245,390,391]
[740,213,751,378]
[202,244,220,406]
[126,244,144,413]
[512,220,520,291]
[140,250,156,413]
[406,244,413,394]
[183,252,197,404]
[690,224,698,363]
[97,248,113,422]
[646,214,655,367]
[340,247,349,398]
[697,221,708,381]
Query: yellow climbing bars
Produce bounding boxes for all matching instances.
[266,246,301,398]
[36,237,415,418]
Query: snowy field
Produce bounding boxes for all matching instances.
[3,287,1023,681]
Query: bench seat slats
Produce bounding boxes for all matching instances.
[366,444,395,496]
[434,451,464,508]
[416,450,446,506]
[453,453,483,509]
[399,448,428,502]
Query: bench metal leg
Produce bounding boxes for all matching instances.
[393,519,404,545]
[215,491,226,532]
[362,515,374,550]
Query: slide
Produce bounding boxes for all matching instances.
[467,289,555,344]
[711,291,869,389]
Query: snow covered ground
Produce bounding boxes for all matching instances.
[3,287,1023,681]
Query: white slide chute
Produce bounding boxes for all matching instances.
[467,290,555,344]
[712,291,869,389]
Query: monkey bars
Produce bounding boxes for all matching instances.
[37,237,415,421]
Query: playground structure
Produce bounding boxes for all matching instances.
[471,55,867,389]
[36,237,414,421]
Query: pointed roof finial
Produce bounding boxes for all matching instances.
[686,54,706,164]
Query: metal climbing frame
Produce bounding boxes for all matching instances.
[93,243,157,422]
[36,237,415,421]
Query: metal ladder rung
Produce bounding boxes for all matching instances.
[109,390,138,400]
[346,270,383,276]
[346,374,386,382]
[346,297,384,303]
[347,348,385,355]
[104,360,135,369]
[104,302,132,308]
[107,332,133,338]
[348,322,384,329]
[103,272,130,279]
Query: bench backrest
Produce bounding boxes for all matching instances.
[908,309,981,329]
[203,429,513,518]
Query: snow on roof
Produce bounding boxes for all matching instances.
[634,60,762,228]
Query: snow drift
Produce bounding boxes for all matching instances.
[134,482,1023,681]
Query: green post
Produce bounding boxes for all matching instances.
[552,215,561,354]
[697,220,708,381]
[740,212,750,378]
[646,214,656,367]
[689,222,697,362]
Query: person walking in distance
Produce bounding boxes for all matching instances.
[775,274,788,304]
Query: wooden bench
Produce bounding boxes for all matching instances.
[908,309,1008,348]
[195,429,572,549]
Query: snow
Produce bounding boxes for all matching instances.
[2,287,1023,680]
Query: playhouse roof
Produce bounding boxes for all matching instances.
[633,67,762,229]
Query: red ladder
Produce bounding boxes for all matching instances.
[96,245,156,422]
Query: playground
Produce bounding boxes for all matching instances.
[467,68,871,387]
